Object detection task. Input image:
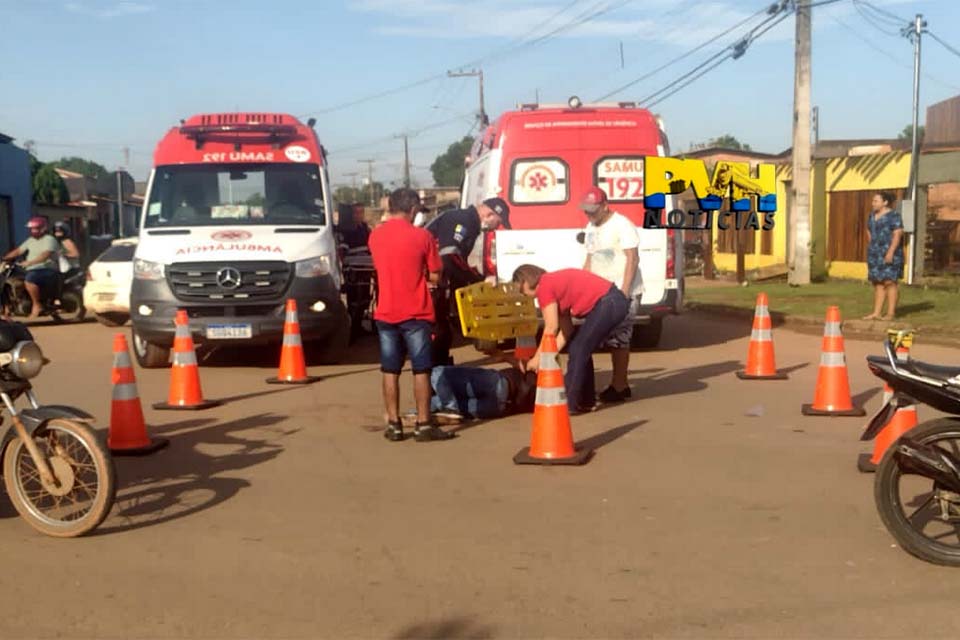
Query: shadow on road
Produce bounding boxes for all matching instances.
[96,412,296,535]
[627,360,743,401]
[852,386,881,408]
[393,617,496,639]
[656,312,753,351]
[576,419,647,452]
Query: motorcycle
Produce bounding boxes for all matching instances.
[863,329,960,565]
[0,261,86,323]
[0,320,115,536]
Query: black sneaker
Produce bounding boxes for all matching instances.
[383,421,404,442]
[414,423,456,442]
[598,386,631,404]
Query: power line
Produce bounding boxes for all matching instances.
[853,0,907,26]
[829,15,960,91]
[641,7,793,109]
[927,30,960,61]
[852,1,901,36]
[300,0,630,117]
[594,1,780,101]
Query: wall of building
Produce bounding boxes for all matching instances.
[711,152,911,280]
[0,141,32,251]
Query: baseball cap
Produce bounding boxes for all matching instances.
[482,197,511,229]
[579,186,607,213]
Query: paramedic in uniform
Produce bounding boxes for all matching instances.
[426,197,510,365]
[580,186,640,404]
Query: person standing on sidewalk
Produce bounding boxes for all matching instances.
[863,191,904,320]
[579,187,640,403]
[369,188,453,442]
[512,265,629,415]
[425,197,510,365]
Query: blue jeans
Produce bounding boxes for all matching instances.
[566,287,630,412]
[430,366,509,419]
[375,319,433,374]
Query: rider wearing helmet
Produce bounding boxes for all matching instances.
[53,221,80,273]
[3,217,60,319]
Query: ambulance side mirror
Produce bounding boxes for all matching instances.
[576,232,585,245]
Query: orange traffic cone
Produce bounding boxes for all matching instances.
[513,333,592,466]
[736,292,787,380]
[267,300,321,385]
[802,306,865,417]
[153,310,221,411]
[858,342,918,473]
[108,333,168,455]
[514,335,537,362]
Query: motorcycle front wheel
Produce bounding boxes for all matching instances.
[875,418,960,566]
[3,419,116,537]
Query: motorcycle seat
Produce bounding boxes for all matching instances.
[903,359,960,384]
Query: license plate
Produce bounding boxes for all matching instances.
[206,323,253,340]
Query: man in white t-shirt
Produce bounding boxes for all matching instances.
[580,186,640,404]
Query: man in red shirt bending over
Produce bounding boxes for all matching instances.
[369,188,454,442]
[512,265,630,415]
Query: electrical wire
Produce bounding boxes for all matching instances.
[829,15,960,92]
[853,0,908,26]
[594,1,780,101]
[927,30,960,61]
[641,8,793,109]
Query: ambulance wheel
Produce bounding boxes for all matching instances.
[132,327,171,368]
[631,318,663,350]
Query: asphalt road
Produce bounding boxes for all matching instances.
[2,312,959,639]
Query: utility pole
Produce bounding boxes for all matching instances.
[343,171,360,190]
[903,13,926,285]
[395,133,411,187]
[358,159,376,207]
[788,0,812,286]
[448,68,487,126]
[116,169,124,237]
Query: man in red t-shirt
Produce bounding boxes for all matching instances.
[512,265,630,415]
[369,188,454,442]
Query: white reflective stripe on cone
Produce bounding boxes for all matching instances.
[823,321,842,337]
[820,351,846,367]
[112,382,140,401]
[538,352,561,371]
[282,333,302,347]
[755,306,770,318]
[896,348,909,362]
[751,328,772,341]
[286,311,298,324]
[175,324,190,338]
[113,350,133,368]
[173,350,198,366]
[535,385,566,407]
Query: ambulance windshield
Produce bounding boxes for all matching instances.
[145,163,325,227]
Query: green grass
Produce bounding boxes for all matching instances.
[686,279,960,327]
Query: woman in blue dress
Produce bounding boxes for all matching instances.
[863,191,904,320]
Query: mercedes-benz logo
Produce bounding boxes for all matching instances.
[216,267,242,290]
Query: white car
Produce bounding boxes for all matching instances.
[84,238,138,327]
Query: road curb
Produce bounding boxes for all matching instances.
[685,302,960,348]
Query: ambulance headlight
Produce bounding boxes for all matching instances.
[133,258,164,281]
[295,255,334,278]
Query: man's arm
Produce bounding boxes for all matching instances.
[527,302,560,372]
[2,246,23,261]
[621,247,639,296]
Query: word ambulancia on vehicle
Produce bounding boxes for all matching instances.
[641,156,778,231]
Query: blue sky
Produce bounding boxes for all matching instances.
[1,0,958,188]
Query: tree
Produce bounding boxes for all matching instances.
[430,136,474,187]
[334,183,385,206]
[51,156,109,178]
[709,134,751,151]
[33,164,70,205]
[898,124,925,143]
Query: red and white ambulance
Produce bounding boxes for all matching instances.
[131,113,348,367]
[462,99,682,347]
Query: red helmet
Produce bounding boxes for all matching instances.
[26,216,47,231]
